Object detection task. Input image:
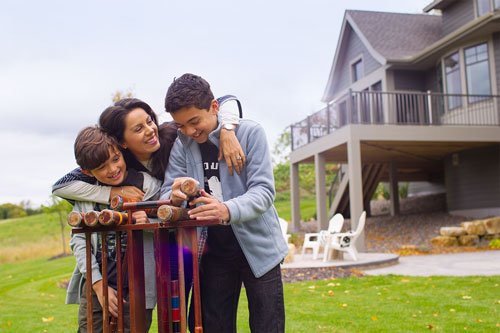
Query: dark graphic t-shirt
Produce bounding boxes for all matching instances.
[199,142,242,260]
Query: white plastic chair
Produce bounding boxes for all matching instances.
[323,211,366,261]
[301,213,344,260]
[279,218,291,243]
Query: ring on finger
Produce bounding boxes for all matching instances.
[236,155,242,161]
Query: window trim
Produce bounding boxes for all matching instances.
[350,55,364,83]
[440,39,494,110]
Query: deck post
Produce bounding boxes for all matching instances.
[347,137,365,251]
[314,153,328,230]
[290,162,301,232]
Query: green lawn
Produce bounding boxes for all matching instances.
[1,255,499,332]
[274,196,316,222]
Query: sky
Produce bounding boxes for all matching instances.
[0,0,432,207]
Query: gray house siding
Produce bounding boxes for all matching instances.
[393,70,426,91]
[444,145,500,211]
[493,32,500,95]
[331,24,382,95]
[441,0,475,37]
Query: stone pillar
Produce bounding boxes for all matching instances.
[347,138,365,251]
[315,153,328,230]
[388,161,400,216]
[290,162,301,233]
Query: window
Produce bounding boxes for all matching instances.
[351,59,363,82]
[465,43,491,102]
[495,0,500,9]
[444,52,462,109]
[477,0,491,16]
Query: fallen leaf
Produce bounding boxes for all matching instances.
[42,317,54,322]
[427,324,434,329]
[293,290,298,293]
[496,323,500,327]
[433,312,438,317]
[412,314,417,318]
[318,325,327,329]
[309,286,316,289]
[401,278,410,282]
[344,290,350,294]
[49,295,55,298]
[327,283,335,286]
[476,319,482,323]
[371,316,378,321]
[41,293,45,296]
[328,290,334,296]
[7,322,11,326]
[340,303,347,307]
[450,309,456,312]
[462,296,472,300]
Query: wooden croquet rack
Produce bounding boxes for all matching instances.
[72,199,219,333]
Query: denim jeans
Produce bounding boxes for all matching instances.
[199,252,285,333]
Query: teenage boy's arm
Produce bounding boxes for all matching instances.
[189,122,276,223]
[52,168,144,204]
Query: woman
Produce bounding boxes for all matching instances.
[56,96,244,331]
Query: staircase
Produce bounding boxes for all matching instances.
[328,163,385,218]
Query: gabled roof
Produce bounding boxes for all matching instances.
[322,10,442,102]
[347,10,442,61]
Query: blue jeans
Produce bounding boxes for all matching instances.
[199,252,285,333]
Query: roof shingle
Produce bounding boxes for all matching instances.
[347,10,442,60]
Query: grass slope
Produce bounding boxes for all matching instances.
[0,213,72,264]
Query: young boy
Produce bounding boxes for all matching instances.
[160,73,288,332]
[66,126,159,332]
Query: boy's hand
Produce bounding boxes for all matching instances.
[132,210,149,224]
[92,280,122,318]
[219,128,246,176]
[170,177,193,206]
[188,190,230,223]
[109,186,144,201]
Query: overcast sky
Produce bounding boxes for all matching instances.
[0,0,432,207]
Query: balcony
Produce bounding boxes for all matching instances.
[291,90,500,150]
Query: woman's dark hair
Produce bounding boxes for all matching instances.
[99,98,178,181]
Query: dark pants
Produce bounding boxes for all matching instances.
[78,281,153,333]
[199,253,285,333]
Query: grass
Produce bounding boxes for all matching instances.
[1,256,499,332]
[274,195,316,222]
[0,213,72,264]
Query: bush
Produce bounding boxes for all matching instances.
[489,239,500,249]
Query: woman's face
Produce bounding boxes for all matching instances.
[122,108,160,161]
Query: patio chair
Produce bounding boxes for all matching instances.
[323,211,366,262]
[279,218,291,243]
[301,213,344,260]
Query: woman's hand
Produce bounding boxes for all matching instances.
[92,280,121,318]
[188,190,230,223]
[219,128,245,176]
[132,210,149,224]
[109,186,144,201]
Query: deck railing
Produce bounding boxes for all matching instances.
[291,90,500,150]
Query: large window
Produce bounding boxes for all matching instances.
[465,43,491,102]
[444,52,462,109]
[477,0,491,16]
[496,0,500,9]
[351,59,363,82]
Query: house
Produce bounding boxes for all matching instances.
[289,0,500,250]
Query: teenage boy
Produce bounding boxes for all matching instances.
[66,126,159,332]
[161,73,288,332]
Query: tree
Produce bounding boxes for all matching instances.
[111,87,135,103]
[42,195,73,254]
[0,203,27,219]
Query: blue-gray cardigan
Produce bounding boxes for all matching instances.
[160,119,288,278]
